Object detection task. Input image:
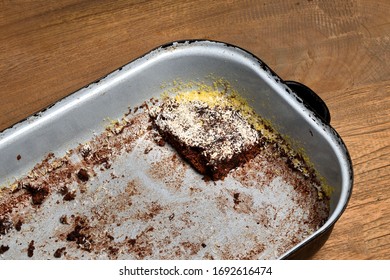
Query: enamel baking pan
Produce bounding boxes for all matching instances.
[0,40,353,259]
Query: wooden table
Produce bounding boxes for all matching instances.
[1,0,389,260]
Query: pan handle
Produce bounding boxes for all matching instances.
[284,81,331,124]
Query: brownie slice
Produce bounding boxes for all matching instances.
[149,97,261,180]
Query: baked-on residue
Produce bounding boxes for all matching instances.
[0,81,331,260]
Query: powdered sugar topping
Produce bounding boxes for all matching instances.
[149,97,259,163]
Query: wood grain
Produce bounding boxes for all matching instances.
[0,0,389,259]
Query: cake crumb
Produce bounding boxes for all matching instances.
[14,219,23,231]
[54,247,66,258]
[63,190,76,201]
[77,169,89,182]
[24,183,50,205]
[27,240,35,258]
[0,217,12,235]
[59,215,68,225]
[0,245,10,254]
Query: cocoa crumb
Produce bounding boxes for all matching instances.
[106,234,114,241]
[63,190,76,201]
[139,102,149,110]
[16,154,21,160]
[233,193,240,205]
[0,245,10,254]
[0,216,12,235]
[108,246,119,255]
[15,219,23,231]
[128,239,136,247]
[24,183,49,205]
[77,169,89,182]
[59,215,69,225]
[58,186,76,201]
[27,240,35,258]
[54,247,66,258]
[144,146,153,154]
[66,216,92,252]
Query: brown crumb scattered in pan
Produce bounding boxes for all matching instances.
[233,193,240,206]
[106,233,114,241]
[59,215,68,225]
[77,169,89,182]
[0,216,12,235]
[108,246,119,256]
[144,146,153,154]
[14,219,23,231]
[66,215,92,252]
[0,245,10,254]
[58,186,76,202]
[63,190,76,201]
[24,183,50,205]
[27,240,35,258]
[53,247,66,258]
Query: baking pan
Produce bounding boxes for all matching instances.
[0,40,353,259]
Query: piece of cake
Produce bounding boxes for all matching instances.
[149,92,262,180]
